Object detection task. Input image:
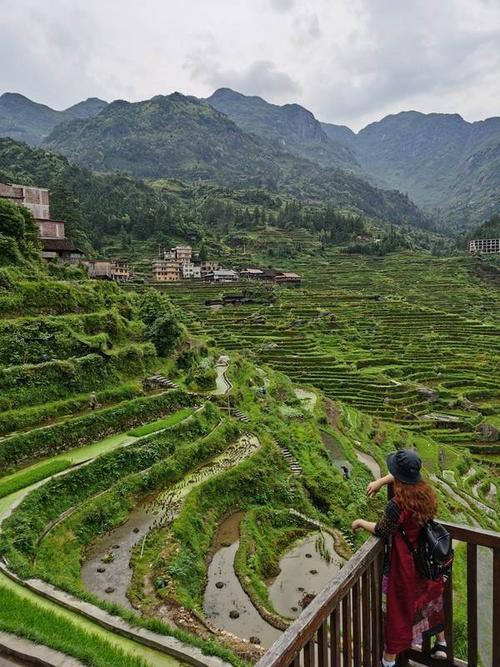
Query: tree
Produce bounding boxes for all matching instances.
[138,289,174,327]
[198,242,208,262]
[0,198,26,240]
[148,313,183,356]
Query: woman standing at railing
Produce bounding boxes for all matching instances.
[351,449,447,667]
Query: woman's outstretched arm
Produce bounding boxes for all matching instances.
[367,473,394,497]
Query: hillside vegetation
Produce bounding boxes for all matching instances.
[0,138,438,263]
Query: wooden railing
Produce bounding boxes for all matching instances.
[256,522,500,667]
[256,535,385,667]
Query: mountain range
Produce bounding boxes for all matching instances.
[0,89,498,230]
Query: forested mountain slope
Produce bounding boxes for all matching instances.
[323,111,500,230]
[42,93,427,227]
[0,93,107,146]
[206,87,359,171]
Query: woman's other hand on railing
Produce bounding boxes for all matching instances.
[351,519,376,534]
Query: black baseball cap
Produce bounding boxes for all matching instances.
[387,449,422,485]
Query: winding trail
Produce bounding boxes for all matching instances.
[354,450,381,479]
[213,357,231,396]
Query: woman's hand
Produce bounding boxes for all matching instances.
[366,479,382,497]
[366,473,394,497]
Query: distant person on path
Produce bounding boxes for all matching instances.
[89,391,99,411]
[340,464,350,480]
[352,450,447,666]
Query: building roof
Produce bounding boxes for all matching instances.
[41,238,80,252]
[279,272,301,279]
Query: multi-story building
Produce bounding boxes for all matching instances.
[469,238,500,254]
[0,182,85,263]
[86,259,130,281]
[152,259,181,281]
[0,183,50,221]
[200,260,219,276]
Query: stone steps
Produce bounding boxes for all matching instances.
[279,445,302,476]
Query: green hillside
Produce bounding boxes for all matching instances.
[0,196,498,664]
[0,138,440,266]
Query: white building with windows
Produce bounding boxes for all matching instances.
[181,261,201,279]
[469,238,500,254]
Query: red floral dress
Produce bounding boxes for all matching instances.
[375,499,445,654]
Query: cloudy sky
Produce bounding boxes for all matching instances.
[2,0,499,130]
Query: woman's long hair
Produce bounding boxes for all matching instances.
[394,478,437,524]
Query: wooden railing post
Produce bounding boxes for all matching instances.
[493,547,500,667]
[361,570,371,667]
[331,606,341,667]
[443,568,454,664]
[466,543,477,667]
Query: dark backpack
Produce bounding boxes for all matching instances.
[399,519,454,581]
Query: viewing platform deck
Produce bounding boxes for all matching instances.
[256,522,500,667]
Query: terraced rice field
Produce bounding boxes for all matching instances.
[1,254,498,665]
[155,252,500,470]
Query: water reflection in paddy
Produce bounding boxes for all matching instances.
[268,532,343,619]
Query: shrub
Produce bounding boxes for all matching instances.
[0,343,157,412]
[148,313,184,356]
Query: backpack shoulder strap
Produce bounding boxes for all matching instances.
[398,525,417,557]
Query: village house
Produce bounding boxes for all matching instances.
[0,182,85,263]
[240,268,264,279]
[200,260,219,276]
[86,259,130,281]
[274,271,302,286]
[248,267,302,286]
[152,258,181,281]
[203,268,239,283]
[171,245,192,261]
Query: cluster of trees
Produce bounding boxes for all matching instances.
[0,198,41,267]
[464,214,500,246]
[275,201,366,241]
[344,226,413,256]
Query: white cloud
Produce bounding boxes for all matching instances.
[269,0,295,12]
[185,54,300,98]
